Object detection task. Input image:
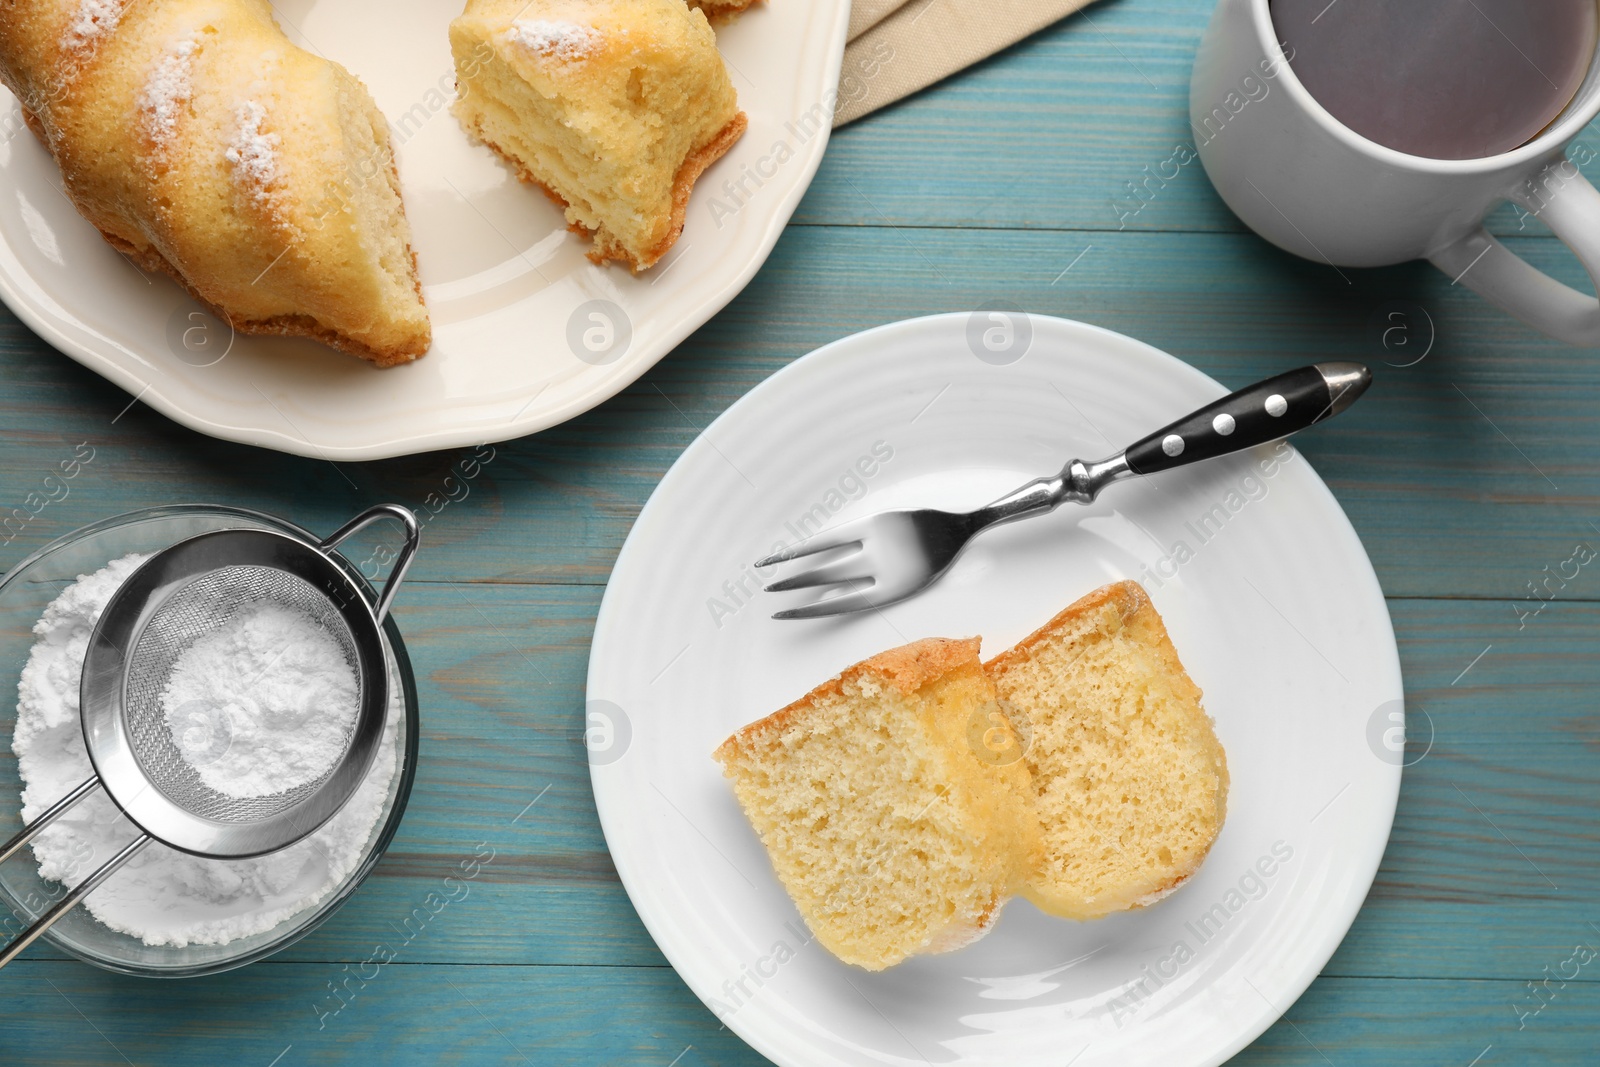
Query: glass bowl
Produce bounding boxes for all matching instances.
[0,505,419,977]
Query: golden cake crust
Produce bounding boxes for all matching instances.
[480,111,748,273]
[0,0,431,366]
[713,636,1040,970]
[688,0,764,23]
[986,580,1229,919]
[451,0,744,271]
[92,145,429,368]
[714,636,983,763]
[985,581,1153,675]
[592,111,748,270]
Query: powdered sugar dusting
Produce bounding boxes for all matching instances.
[62,0,125,56]
[504,18,603,64]
[161,601,359,799]
[224,100,281,206]
[14,555,401,949]
[138,38,199,147]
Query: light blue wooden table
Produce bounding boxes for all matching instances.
[3,0,1600,1063]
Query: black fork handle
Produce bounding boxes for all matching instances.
[1124,362,1371,475]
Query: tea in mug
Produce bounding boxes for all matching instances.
[1272,0,1597,159]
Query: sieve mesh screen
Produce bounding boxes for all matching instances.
[122,566,362,823]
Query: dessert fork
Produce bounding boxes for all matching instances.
[757,362,1371,620]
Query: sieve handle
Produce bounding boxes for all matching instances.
[0,776,99,867]
[321,504,421,623]
[0,833,150,970]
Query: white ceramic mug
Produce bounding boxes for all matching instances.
[1192,0,1600,346]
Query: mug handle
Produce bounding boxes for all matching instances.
[1430,155,1600,345]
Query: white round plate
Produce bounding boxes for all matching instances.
[588,314,1403,1067]
[0,0,847,460]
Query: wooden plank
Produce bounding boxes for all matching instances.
[800,0,1600,242]
[800,0,1236,234]
[2,581,667,970]
[2,227,1599,599]
[251,595,1600,979]
[7,588,1598,986]
[0,5,1596,1055]
[1229,974,1599,1067]
[0,962,1594,1066]
[0,960,753,1066]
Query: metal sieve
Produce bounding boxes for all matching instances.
[0,504,420,968]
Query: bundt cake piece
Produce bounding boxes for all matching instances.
[688,0,762,18]
[0,0,431,365]
[714,638,1040,971]
[986,581,1230,920]
[450,0,746,271]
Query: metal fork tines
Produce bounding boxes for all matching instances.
[756,508,984,620]
[757,362,1372,620]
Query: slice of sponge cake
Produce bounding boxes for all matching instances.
[714,638,1040,971]
[986,581,1229,920]
[450,0,746,270]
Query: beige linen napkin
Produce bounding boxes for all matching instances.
[833,0,1098,127]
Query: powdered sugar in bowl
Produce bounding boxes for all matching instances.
[0,506,419,977]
